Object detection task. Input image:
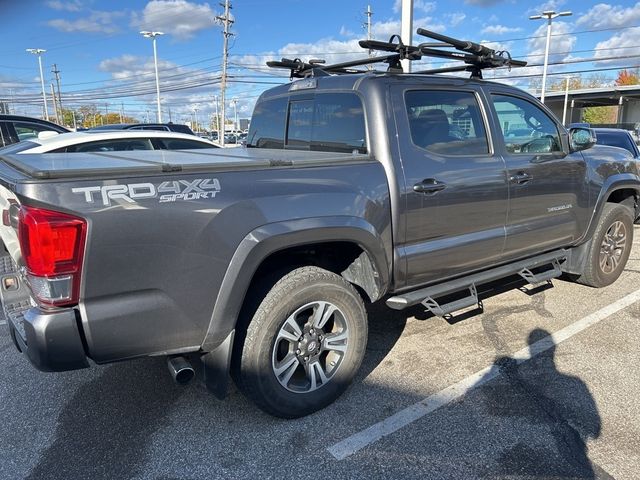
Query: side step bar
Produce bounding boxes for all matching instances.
[386,249,568,314]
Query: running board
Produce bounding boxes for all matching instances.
[386,249,568,313]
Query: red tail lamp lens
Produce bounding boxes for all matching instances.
[18,206,87,306]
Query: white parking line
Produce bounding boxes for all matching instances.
[328,287,640,460]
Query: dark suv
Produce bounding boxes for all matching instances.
[0,115,69,147]
[89,123,196,135]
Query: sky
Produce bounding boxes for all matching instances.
[1,0,639,126]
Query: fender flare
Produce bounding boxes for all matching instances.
[578,173,640,245]
[200,216,390,351]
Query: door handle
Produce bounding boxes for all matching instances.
[413,179,447,194]
[510,172,532,185]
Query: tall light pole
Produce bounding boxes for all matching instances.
[26,48,49,120]
[231,98,238,131]
[562,76,573,125]
[529,10,572,103]
[401,0,413,73]
[193,108,199,133]
[140,31,164,122]
[214,94,219,135]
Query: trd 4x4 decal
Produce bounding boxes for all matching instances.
[72,179,221,206]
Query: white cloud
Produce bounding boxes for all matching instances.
[526,0,567,14]
[576,2,640,29]
[591,27,640,66]
[521,21,576,78]
[48,11,125,34]
[446,13,466,27]
[46,0,83,11]
[481,24,522,35]
[131,0,217,41]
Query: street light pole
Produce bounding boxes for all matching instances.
[231,98,238,131]
[140,31,164,122]
[26,48,49,120]
[529,10,572,104]
[562,76,572,125]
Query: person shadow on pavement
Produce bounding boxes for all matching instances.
[482,328,610,479]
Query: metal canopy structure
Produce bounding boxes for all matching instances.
[541,85,640,126]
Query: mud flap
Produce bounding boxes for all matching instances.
[202,329,235,399]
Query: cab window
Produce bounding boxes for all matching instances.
[405,90,489,155]
[492,94,561,154]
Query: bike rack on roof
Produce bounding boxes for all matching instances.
[266,27,527,80]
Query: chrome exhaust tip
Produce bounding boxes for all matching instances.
[167,355,195,385]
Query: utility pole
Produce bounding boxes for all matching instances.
[216,0,234,146]
[120,102,124,123]
[105,103,109,124]
[72,110,77,130]
[194,108,199,133]
[50,84,59,124]
[51,64,63,123]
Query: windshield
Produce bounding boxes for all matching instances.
[0,141,39,154]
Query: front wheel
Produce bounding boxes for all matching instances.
[576,203,634,287]
[234,266,368,418]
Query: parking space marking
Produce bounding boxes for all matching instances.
[328,287,640,461]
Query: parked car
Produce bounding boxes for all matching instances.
[89,122,195,135]
[0,130,219,154]
[1,29,638,419]
[591,128,639,158]
[0,115,69,147]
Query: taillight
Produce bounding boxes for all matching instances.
[18,206,87,307]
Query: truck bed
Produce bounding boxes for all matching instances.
[0,148,372,181]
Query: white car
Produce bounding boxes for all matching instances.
[0,130,219,154]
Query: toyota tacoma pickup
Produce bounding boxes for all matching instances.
[1,30,639,418]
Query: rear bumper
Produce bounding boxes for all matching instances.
[7,305,89,372]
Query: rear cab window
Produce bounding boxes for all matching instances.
[248,92,367,154]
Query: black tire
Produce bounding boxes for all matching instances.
[234,266,367,418]
[576,203,634,287]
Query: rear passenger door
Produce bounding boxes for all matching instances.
[487,91,590,260]
[392,86,508,287]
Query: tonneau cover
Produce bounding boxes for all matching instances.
[0,148,371,180]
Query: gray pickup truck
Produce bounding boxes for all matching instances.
[1,31,639,418]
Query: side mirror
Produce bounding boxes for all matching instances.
[569,127,597,152]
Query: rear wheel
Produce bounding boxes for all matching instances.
[234,266,367,418]
[576,203,633,287]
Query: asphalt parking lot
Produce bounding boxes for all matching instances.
[2,231,640,479]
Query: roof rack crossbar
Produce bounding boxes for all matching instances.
[265,27,527,79]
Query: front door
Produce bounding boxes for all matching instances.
[487,91,590,260]
[392,86,509,288]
